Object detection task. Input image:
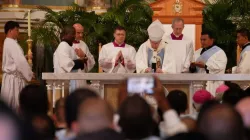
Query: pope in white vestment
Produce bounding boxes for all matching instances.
[232,29,250,74]
[99,26,136,73]
[136,19,176,73]
[190,31,227,96]
[1,21,33,109]
[162,17,194,73]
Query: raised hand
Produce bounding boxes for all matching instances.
[75,48,86,58]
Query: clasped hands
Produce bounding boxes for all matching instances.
[115,51,124,66]
[75,48,88,62]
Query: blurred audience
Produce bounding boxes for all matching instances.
[31,114,56,140]
[56,88,99,140]
[77,97,114,134]
[18,84,48,120]
[215,84,229,101]
[54,98,67,130]
[167,90,188,115]
[197,104,245,140]
[193,89,213,113]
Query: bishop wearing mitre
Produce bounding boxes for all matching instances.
[136,19,176,73]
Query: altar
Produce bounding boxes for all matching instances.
[42,73,250,114]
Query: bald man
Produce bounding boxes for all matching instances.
[77,98,114,134]
[198,104,244,140]
[69,23,95,89]
[73,23,95,73]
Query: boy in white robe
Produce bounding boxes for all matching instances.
[99,26,136,73]
[71,23,95,88]
[136,19,176,73]
[189,31,227,96]
[53,26,87,92]
[1,21,33,109]
[162,17,194,73]
[232,28,250,73]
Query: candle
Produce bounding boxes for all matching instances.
[28,10,31,37]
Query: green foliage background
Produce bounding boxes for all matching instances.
[29,0,153,80]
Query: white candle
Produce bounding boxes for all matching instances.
[28,10,31,37]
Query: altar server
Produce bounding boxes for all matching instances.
[162,17,194,73]
[189,31,227,96]
[99,26,136,73]
[232,28,250,73]
[70,23,95,88]
[53,26,87,91]
[1,21,33,109]
[136,19,176,73]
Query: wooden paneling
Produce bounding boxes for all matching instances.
[150,0,205,50]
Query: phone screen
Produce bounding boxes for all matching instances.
[127,77,154,94]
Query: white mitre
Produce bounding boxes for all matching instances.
[147,19,165,42]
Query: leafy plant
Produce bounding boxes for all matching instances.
[202,0,250,68]
[27,1,153,80]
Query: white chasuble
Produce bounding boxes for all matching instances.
[54,41,80,92]
[1,38,33,109]
[72,40,95,87]
[163,35,194,73]
[136,39,176,73]
[99,43,136,73]
[193,46,227,96]
[232,44,250,74]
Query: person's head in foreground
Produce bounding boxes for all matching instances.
[0,100,23,140]
[31,114,56,140]
[118,94,157,139]
[193,89,213,112]
[222,86,246,106]
[167,90,188,115]
[19,84,48,119]
[197,103,245,140]
[77,97,114,134]
[147,19,165,50]
[65,88,99,134]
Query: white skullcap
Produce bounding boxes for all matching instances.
[147,19,165,42]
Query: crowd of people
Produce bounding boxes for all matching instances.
[0,77,250,140]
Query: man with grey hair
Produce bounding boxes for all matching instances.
[163,17,194,73]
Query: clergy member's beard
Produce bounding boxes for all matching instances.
[62,39,73,46]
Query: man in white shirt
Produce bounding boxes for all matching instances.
[162,17,194,73]
[53,26,87,92]
[190,31,227,95]
[232,28,250,73]
[1,21,33,109]
[99,26,136,73]
[71,23,95,88]
[136,19,176,73]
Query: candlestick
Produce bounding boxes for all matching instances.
[28,10,31,37]
[27,37,33,68]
